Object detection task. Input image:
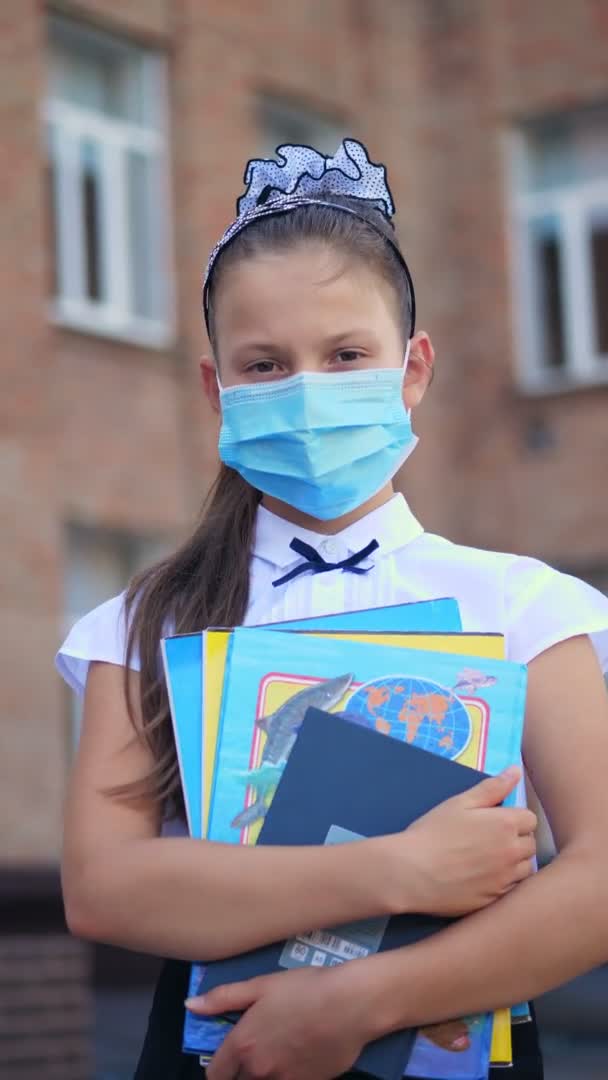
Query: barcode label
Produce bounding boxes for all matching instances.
[278,826,388,972]
[290,942,309,963]
[297,929,370,960]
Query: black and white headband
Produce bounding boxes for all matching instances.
[202,138,416,335]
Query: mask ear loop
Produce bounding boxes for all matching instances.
[402,338,412,373]
[402,338,413,417]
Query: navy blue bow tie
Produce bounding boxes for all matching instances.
[272,537,379,588]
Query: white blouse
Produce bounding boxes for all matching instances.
[57,493,608,695]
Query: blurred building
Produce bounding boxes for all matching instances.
[1,1,607,1076]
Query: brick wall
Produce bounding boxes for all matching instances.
[2,1,607,1073]
[401,0,608,559]
[1,0,607,946]
[0,933,92,1080]
[0,871,92,1080]
[0,0,67,862]
[169,0,608,556]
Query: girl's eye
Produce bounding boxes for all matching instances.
[335,349,364,364]
[247,359,278,375]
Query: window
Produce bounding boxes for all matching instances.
[46,18,174,347]
[258,96,345,159]
[64,523,168,747]
[510,105,608,392]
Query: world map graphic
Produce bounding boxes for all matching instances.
[346,675,472,761]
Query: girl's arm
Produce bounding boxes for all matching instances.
[62,661,388,959]
[62,661,533,960]
[346,633,608,1032]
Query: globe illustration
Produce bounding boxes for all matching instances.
[344,675,472,761]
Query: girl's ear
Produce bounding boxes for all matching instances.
[403,332,435,410]
[200,356,220,414]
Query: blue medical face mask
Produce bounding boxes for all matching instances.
[217,343,418,520]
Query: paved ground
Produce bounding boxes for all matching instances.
[541,1035,608,1079]
[537,966,608,1079]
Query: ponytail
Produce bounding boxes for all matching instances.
[112,466,261,814]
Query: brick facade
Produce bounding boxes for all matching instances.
[0,932,92,1079]
[0,870,92,1079]
[1,1,607,1073]
[3,0,606,859]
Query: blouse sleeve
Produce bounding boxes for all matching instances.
[55,592,139,696]
[505,556,608,673]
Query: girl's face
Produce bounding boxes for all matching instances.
[201,241,434,529]
[212,243,403,386]
[203,243,433,406]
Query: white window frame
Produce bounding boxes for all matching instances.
[45,28,175,349]
[508,129,608,395]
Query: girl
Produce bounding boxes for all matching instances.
[58,140,608,1080]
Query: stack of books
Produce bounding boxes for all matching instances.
[162,598,532,1080]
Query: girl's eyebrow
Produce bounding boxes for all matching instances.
[232,341,281,355]
[231,329,377,357]
[323,329,377,347]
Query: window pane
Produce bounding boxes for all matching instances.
[63,525,164,747]
[80,139,105,302]
[258,97,344,159]
[51,41,122,118]
[530,217,566,369]
[65,525,129,624]
[123,54,160,128]
[591,217,608,356]
[64,524,168,629]
[127,150,166,319]
[521,106,608,193]
[49,19,154,125]
[48,123,86,302]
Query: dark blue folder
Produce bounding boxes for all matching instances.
[201,708,488,1079]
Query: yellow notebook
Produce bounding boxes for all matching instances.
[202,628,232,838]
[490,1007,513,1067]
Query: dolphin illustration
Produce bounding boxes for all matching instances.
[232,763,285,793]
[453,668,498,695]
[231,673,353,829]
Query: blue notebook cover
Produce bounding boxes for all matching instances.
[161,634,204,836]
[267,598,462,633]
[199,708,490,1080]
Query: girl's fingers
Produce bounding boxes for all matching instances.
[513,857,535,882]
[513,809,538,836]
[186,978,263,1016]
[517,834,537,860]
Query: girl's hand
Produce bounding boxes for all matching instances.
[187,966,373,1080]
[383,766,537,917]
[419,1020,470,1052]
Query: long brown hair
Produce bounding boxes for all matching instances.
[118,195,414,815]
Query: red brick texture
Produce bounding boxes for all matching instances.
[1,0,607,860]
[0,932,92,1079]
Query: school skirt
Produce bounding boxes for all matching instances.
[133,959,544,1079]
